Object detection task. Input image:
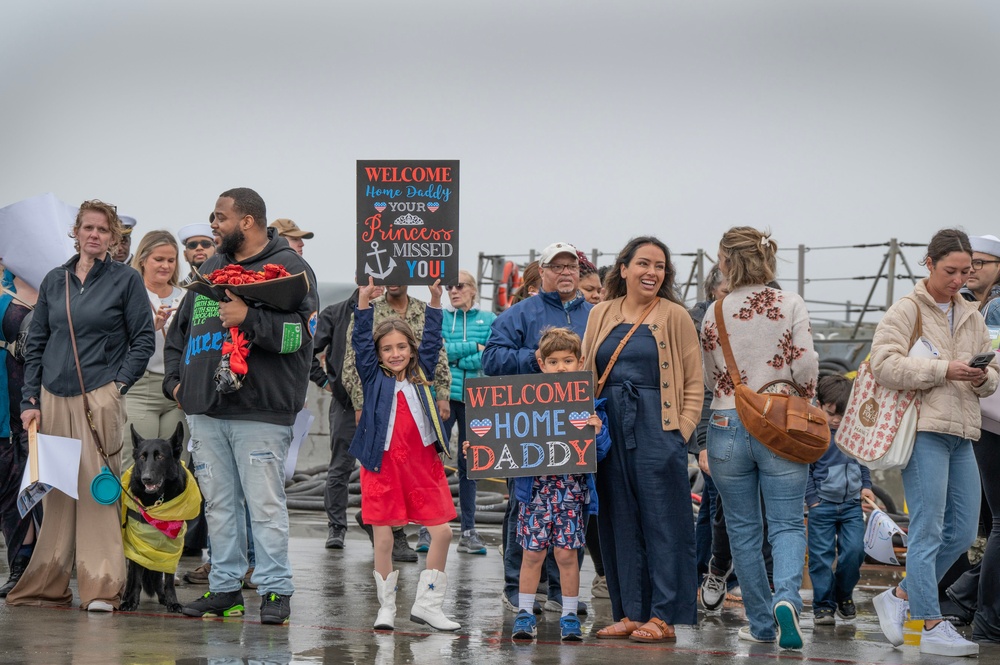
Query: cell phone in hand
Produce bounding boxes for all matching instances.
[968,352,995,369]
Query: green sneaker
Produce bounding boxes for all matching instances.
[182,590,245,618]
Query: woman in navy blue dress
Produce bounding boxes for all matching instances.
[581,236,704,643]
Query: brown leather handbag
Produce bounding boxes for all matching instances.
[713,300,828,464]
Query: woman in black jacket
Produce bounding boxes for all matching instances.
[8,200,155,611]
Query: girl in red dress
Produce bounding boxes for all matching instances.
[349,277,459,631]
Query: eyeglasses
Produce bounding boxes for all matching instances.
[972,259,1000,271]
[543,263,579,274]
[446,283,473,292]
[185,240,214,250]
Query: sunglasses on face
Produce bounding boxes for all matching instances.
[185,240,214,250]
[446,283,473,292]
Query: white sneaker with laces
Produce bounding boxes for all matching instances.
[873,588,909,647]
[700,558,733,611]
[920,620,979,657]
[738,626,774,643]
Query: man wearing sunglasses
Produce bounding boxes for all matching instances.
[178,221,217,286]
[961,234,1000,310]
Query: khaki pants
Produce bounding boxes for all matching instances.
[121,369,188,468]
[6,382,127,609]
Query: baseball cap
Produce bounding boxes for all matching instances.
[539,242,579,265]
[269,218,314,239]
[178,223,214,245]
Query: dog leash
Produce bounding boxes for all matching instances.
[65,277,124,463]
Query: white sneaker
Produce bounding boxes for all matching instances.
[920,620,979,657]
[738,626,774,643]
[87,600,114,613]
[873,588,908,647]
[700,559,733,612]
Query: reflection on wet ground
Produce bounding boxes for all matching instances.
[1,509,998,664]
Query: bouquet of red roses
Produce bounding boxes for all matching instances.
[205,263,290,285]
[205,264,292,393]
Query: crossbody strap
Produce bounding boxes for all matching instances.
[713,299,745,389]
[595,298,659,397]
[907,297,924,348]
[65,276,120,461]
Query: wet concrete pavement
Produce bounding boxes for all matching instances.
[2,507,999,665]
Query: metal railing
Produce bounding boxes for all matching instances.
[478,238,926,341]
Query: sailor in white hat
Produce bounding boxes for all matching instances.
[964,234,1000,309]
[177,222,216,286]
[113,215,137,263]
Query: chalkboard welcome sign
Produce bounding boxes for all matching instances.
[465,372,596,480]
[356,159,460,286]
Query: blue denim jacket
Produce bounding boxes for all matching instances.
[348,305,449,472]
[512,398,612,516]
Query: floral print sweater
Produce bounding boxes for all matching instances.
[701,285,819,411]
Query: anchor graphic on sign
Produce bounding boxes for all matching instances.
[364,241,396,279]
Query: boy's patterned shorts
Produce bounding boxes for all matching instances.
[516,475,587,551]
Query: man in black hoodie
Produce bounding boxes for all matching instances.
[164,188,318,625]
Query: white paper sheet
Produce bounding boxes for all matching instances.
[285,408,314,482]
[0,193,77,290]
[17,433,82,517]
[864,507,907,566]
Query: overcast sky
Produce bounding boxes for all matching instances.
[3,1,999,316]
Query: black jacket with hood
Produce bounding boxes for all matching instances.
[163,230,318,426]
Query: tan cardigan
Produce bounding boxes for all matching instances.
[581,297,704,441]
[871,279,998,441]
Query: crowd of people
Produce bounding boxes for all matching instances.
[2,199,1000,657]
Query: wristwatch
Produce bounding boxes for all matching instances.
[116,382,129,396]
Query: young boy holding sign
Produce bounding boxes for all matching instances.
[466,327,610,641]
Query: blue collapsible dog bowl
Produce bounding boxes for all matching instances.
[90,466,121,505]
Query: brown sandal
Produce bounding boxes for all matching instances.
[596,617,642,639]
[629,617,676,643]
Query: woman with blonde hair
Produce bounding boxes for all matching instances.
[123,230,186,462]
[701,226,818,649]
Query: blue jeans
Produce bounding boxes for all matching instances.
[708,409,807,641]
[188,415,294,596]
[899,432,980,620]
[443,400,476,532]
[807,499,864,611]
[205,508,256,567]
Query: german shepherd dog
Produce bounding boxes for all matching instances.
[120,423,188,613]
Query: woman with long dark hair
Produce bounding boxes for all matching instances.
[582,236,703,643]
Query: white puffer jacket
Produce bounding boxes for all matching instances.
[870,279,998,441]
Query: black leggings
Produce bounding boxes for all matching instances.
[973,430,1000,641]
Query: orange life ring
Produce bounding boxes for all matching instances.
[496,261,521,310]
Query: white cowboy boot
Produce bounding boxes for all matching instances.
[409,569,460,631]
[373,570,398,630]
